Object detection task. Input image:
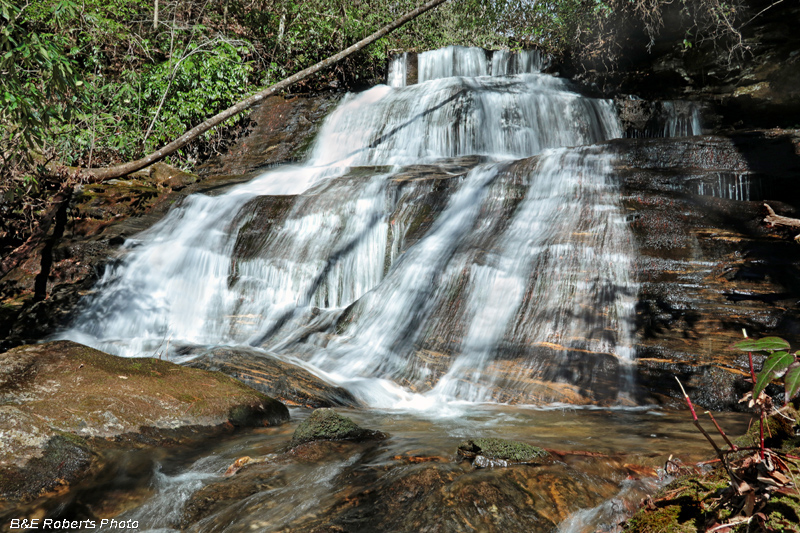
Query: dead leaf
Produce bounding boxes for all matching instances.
[743,491,756,516]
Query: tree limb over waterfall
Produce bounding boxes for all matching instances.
[81,0,451,181]
[0,0,450,284]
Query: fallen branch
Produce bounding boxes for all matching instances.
[80,0,451,182]
[764,203,800,242]
[1,0,450,291]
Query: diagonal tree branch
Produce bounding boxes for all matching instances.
[80,0,451,182]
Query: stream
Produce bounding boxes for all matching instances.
[68,406,749,533]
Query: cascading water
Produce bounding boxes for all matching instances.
[62,46,642,408]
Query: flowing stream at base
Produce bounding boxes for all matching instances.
[56,46,712,531]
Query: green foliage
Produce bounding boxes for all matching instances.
[0,0,78,163]
[138,41,253,155]
[754,351,794,398]
[732,337,791,352]
[732,336,800,404]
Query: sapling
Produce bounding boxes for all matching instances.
[732,333,800,458]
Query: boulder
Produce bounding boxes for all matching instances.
[185,346,360,408]
[457,438,548,468]
[290,409,386,447]
[0,340,288,502]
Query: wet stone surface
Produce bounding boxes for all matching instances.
[185,346,360,409]
[607,132,800,409]
[0,341,288,504]
[179,432,642,533]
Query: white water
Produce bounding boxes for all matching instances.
[61,47,661,408]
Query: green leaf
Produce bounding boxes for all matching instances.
[731,337,791,352]
[785,362,800,402]
[754,351,794,397]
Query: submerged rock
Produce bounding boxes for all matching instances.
[458,438,548,467]
[0,340,288,502]
[290,409,386,447]
[181,438,642,533]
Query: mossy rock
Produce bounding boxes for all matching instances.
[0,340,290,501]
[624,504,698,533]
[733,407,800,451]
[290,409,386,447]
[0,433,95,501]
[457,438,548,465]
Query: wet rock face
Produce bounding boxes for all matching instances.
[607,132,800,409]
[0,341,288,501]
[197,94,341,177]
[185,346,360,408]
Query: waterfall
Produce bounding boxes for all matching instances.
[387,52,407,87]
[61,46,646,407]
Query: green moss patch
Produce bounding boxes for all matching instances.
[458,438,548,463]
[291,409,386,447]
[624,504,698,533]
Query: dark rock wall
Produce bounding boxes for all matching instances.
[553,0,800,133]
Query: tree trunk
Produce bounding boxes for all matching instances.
[81,0,451,182]
[0,188,73,282]
[764,203,800,243]
[154,0,159,29]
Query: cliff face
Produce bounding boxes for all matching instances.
[552,0,800,133]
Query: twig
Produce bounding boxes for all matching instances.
[742,0,786,28]
[676,377,741,492]
[705,411,738,451]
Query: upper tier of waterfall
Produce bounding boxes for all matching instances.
[59,46,699,408]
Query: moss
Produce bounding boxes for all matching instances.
[291,409,384,447]
[458,438,548,462]
[657,468,729,500]
[733,408,799,451]
[68,345,179,377]
[764,493,800,530]
[624,504,697,533]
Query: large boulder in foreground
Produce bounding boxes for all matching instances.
[0,340,288,502]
